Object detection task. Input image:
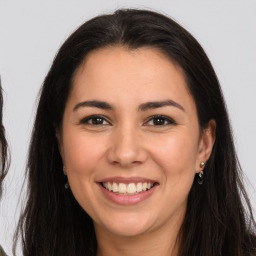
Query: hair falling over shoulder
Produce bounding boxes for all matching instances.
[14,9,256,256]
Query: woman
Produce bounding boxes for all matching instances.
[0,78,9,256]
[16,9,256,256]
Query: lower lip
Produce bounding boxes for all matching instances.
[97,183,157,205]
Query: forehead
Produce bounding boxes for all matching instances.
[74,46,184,83]
[70,46,195,111]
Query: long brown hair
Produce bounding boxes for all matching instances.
[15,9,256,256]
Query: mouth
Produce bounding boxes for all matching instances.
[97,177,159,205]
[100,181,158,196]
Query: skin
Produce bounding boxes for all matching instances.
[58,46,215,256]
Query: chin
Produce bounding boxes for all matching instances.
[105,224,150,237]
[96,212,154,237]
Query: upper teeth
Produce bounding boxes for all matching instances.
[102,182,154,194]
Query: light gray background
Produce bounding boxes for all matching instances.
[1,1,256,255]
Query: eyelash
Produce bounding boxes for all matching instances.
[79,115,111,126]
[79,114,175,127]
[144,115,176,126]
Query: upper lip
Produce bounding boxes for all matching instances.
[97,176,159,184]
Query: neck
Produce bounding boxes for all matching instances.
[95,213,183,256]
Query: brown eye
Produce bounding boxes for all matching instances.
[91,117,105,125]
[153,117,166,125]
[144,115,175,126]
[80,115,110,126]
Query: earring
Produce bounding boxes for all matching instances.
[63,166,69,189]
[197,161,205,185]
[197,171,204,185]
[200,161,205,168]
[64,176,69,189]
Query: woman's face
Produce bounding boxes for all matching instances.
[58,46,214,238]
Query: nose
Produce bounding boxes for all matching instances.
[106,125,148,167]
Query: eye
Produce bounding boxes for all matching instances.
[144,115,175,126]
[79,115,111,126]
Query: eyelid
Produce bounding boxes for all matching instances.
[77,114,175,126]
[79,114,112,125]
[143,115,176,126]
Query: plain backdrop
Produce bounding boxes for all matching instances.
[0,1,256,255]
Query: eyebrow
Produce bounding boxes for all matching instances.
[73,99,184,112]
[138,100,185,112]
[73,100,113,111]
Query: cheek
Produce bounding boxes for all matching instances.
[149,130,199,182]
[63,132,107,175]
[62,132,107,216]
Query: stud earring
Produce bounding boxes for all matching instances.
[197,161,205,185]
[200,161,205,168]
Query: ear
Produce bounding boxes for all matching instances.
[56,129,66,174]
[195,119,216,173]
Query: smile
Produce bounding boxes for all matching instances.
[101,182,155,195]
[97,177,159,205]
